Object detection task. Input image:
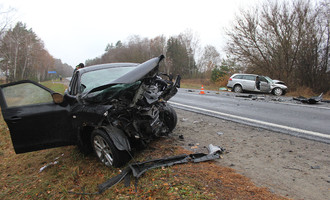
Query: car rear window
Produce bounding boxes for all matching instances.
[233,75,243,79]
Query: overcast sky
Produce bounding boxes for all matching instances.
[1,0,260,67]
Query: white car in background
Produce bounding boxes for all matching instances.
[227,73,287,96]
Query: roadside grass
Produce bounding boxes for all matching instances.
[40,80,67,94]
[0,117,286,199]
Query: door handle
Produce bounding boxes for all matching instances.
[10,116,22,121]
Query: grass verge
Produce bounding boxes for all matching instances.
[40,80,68,94]
[0,119,287,199]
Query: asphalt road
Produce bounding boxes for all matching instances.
[169,88,330,143]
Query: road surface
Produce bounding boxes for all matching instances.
[170,88,330,143]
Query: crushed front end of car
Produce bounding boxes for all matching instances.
[76,55,180,167]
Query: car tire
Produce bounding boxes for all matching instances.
[233,85,243,93]
[273,88,283,96]
[162,103,177,132]
[91,129,130,167]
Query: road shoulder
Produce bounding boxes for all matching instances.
[173,109,330,200]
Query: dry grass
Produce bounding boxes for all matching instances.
[0,117,287,199]
[286,87,330,99]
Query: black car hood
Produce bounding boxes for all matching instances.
[86,55,164,95]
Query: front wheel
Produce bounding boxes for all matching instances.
[273,88,283,96]
[162,103,177,133]
[91,129,130,167]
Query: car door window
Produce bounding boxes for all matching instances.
[2,83,53,108]
[243,75,255,81]
[259,76,268,82]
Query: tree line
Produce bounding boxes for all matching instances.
[0,21,73,83]
[0,0,328,93]
[86,31,201,79]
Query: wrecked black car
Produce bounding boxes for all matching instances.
[0,55,180,167]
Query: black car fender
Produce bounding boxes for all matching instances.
[98,125,131,152]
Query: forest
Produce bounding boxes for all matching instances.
[0,22,73,83]
[0,0,329,92]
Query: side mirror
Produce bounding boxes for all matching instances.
[63,92,77,105]
[52,93,64,104]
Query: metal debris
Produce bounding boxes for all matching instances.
[39,153,64,173]
[293,93,323,104]
[97,144,225,194]
[217,132,224,136]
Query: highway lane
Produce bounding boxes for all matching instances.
[169,88,330,143]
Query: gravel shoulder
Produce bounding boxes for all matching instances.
[173,108,330,200]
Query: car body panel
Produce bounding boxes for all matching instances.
[227,73,287,95]
[0,80,74,153]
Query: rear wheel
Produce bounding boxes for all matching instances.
[233,85,243,93]
[91,129,130,167]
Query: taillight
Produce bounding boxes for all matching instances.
[229,78,232,81]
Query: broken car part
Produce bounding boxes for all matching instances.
[98,144,225,194]
[293,93,323,104]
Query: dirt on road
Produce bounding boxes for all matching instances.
[173,109,330,200]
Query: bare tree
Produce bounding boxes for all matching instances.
[226,0,329,92]
[0,5,15,37]
[198,45,221,72]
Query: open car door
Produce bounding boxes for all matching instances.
[0,80,74,153]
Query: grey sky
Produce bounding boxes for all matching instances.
[2,0,259,67]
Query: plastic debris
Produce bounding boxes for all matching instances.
[293,93,323,104]
[39,153,64,173]
[217,132,224,136]
[98,144,225,194]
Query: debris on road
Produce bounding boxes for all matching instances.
[39,153,64,173]
[235,94,256,98]
[97,144,225,194]
[293,93,323,104]
[181,118,188,122]
[217,131,224,136]
[178,135,184,140]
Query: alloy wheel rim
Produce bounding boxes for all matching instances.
[274,88,282,96]
[93,135,113,166]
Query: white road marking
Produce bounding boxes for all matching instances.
[169,101,330,140]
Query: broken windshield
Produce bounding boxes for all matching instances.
[80,66,136,93]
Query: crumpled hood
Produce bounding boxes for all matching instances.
[87,55,164,95]
[271,80,287,89]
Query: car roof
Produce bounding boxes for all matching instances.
[232,73,257,76]
[77,63,139,74]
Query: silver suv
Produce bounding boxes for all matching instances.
[227,74,287,96]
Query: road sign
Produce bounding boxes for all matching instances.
[48,71,57,74]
